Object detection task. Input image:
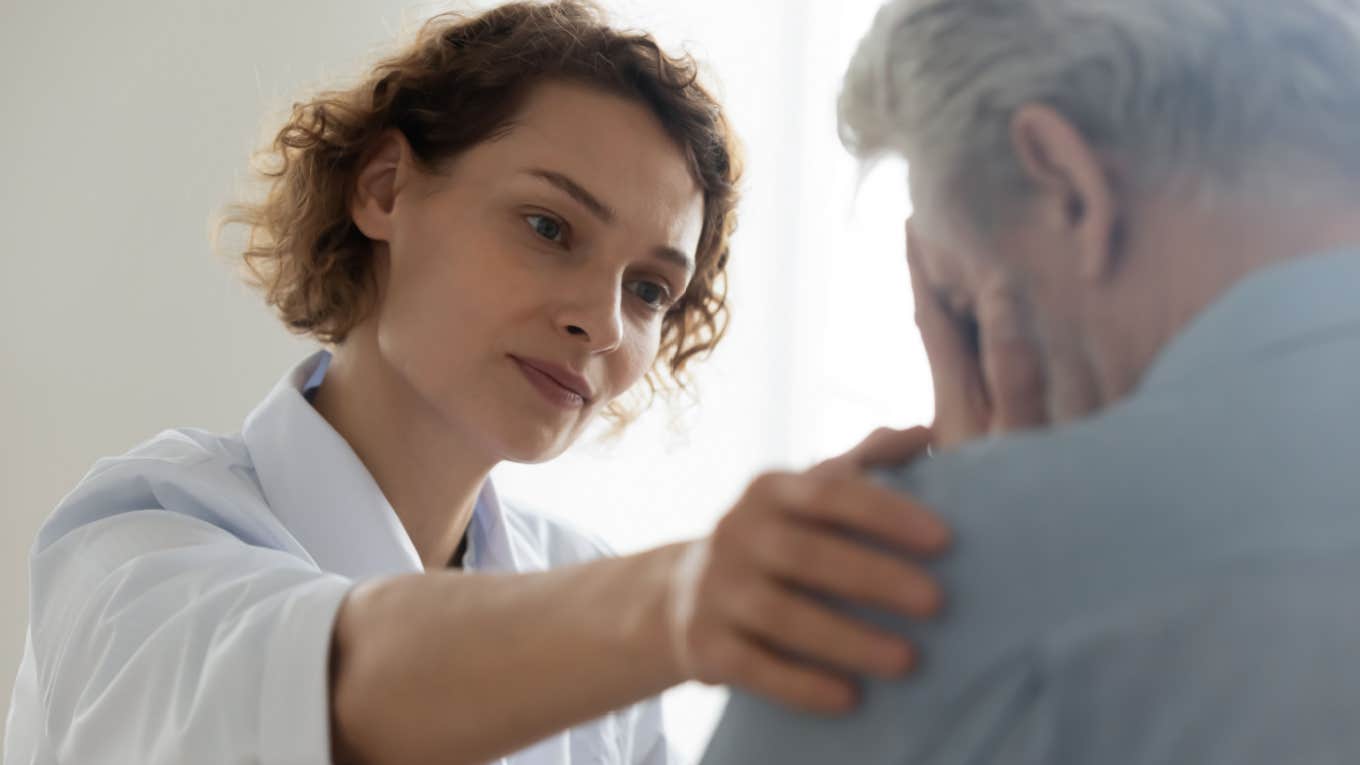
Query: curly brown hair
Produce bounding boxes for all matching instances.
[221,0,741,421]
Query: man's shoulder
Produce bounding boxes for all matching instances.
[890,375,1357,547]
[886,393,1186,550]
[879,384,1360,643]
[702,379,1360,765]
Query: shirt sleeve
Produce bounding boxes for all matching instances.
[27,508,354,765]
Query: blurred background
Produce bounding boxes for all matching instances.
[0,0,927,760]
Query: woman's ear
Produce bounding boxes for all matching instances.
[350,130,414,243]
[1009,104,1118,281]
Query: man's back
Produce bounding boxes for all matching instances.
[701,250,1360,764]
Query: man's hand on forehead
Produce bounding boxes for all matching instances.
[906,218,1046,448]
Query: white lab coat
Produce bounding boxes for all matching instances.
[4,351,673,765]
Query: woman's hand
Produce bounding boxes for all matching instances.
[906,219,1047,449]
[664,426,950,714]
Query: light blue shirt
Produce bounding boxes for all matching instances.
[5,351,671,765]
[702,250,1360,765]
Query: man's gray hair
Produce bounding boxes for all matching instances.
[840,0,1360,229]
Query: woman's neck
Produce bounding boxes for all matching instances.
[311,323,496,570]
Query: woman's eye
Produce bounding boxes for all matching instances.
[628,280,671,309]
[526,214,566,244]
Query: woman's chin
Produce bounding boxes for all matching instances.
[498,444,570,465]
[491,424,579,465]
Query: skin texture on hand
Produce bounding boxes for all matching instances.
[664,426,950,713]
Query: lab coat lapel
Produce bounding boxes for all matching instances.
[464,479,549,573]
[242,352,424,580]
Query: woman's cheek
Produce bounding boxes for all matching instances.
[613,329,661,393]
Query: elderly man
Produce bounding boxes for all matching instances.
[701,1,1360,763]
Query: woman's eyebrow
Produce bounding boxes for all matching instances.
[525,168,616,224]
[653,246,695,275]
[526,167,696,274]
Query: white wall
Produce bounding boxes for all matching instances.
[0,0,926,760]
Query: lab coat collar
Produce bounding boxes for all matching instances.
[242,351,527,580]
[464,478,545,573]
[242,351,423,579]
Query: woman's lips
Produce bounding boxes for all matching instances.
[511,356,589,410]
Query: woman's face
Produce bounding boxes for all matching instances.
[354,81,704,463]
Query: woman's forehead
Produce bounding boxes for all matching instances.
[477,83,704,244]
[502,83,694,183]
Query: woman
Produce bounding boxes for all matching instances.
[4,3,950,764]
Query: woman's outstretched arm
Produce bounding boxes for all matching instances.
[332,427,950,765]
[330,544,686,765]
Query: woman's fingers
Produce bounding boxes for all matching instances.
[745,470,951,556]
[704,633,858,714]
[675,461,954,714]
[842,425,933,469]
[811,426,932,481]
[725,580,915,679]
[749,520,943,617]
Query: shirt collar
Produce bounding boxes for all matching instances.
[464,478,548,573]
[242,351,421,579]
[241,350,526,579]
[1140,248,1360,392]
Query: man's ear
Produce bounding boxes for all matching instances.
[1009,104,1118,281]
[350,130,415,243]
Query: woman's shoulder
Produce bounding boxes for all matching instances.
[36,426,294,557]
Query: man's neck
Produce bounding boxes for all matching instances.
[1091,193,1360,403]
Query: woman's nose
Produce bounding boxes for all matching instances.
[558,279,624,354]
